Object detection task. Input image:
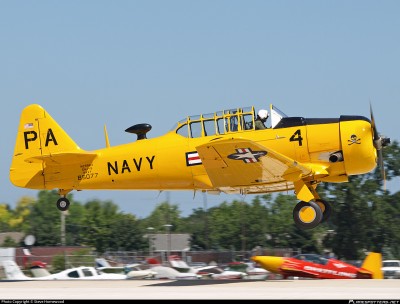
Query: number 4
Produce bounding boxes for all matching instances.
[290,129,303,146]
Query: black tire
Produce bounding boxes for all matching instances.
[56,197,70,211]
[316,199,332,223]
[293,201,323,230]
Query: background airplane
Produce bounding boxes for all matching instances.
[145,258,201,280]
[251,252,383,279]
[1,260,127,280]
[95,258,157,279]
[10,103,390,229]
[166,255,248,279]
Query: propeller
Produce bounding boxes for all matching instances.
[370,103,391,184]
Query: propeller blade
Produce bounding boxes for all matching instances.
[370,103,381,152]
[378,148,385,182]
[369,103,390,189]
[370,103,383,152]
[370,103,379,142]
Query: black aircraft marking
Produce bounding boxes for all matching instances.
[23,128,58,149]
[107,156,155,175]
[227,148,267,163]
[348,134,361,145]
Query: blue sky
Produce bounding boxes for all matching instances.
[1,1,399,218]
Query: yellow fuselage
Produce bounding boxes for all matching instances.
[10,104,377,198]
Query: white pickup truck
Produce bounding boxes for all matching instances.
[382,260,400,279]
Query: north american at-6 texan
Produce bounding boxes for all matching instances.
[10,103,390,229]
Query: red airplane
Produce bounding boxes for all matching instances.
[251,252,383,279]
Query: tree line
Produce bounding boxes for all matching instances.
[1,141,399,260]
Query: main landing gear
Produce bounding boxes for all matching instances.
[293,199,332,229]
[56,196,70,212]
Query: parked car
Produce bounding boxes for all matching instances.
[381,260,400,279]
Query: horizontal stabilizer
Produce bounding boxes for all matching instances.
[26,151,97,165]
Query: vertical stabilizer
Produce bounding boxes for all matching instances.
[1,260,32,280]
[360,252,383,279]
[10,104,84,189]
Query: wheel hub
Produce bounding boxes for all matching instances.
[299,206,316,223]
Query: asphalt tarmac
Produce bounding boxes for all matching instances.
[0,279,399,300]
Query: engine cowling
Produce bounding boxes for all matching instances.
[339,115,377,176]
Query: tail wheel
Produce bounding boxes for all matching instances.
[316,199,332,223]
[293,201,323,230]
[56,197,70,211]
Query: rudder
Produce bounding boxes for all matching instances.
[360,252,383,279]
[1,260,32,280]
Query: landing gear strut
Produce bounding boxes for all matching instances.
[56,197,70,211]
[293,199,332,229]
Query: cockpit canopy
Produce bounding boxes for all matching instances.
[292,254,329,265]
[171,105,287,138]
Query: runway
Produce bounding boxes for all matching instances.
[0,279,399,300]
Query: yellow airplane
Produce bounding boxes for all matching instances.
[10,104,390,229]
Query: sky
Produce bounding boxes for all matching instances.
[1,0,399,219]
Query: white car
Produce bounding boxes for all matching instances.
[381,260,400,279]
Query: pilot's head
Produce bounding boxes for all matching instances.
[258,109,269,122]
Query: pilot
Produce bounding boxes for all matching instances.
[255,109,269,130]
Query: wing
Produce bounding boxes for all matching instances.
[196,138,322,195]
[280,265,319,279]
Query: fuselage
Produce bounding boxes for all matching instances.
[60,116,376,192]
[10,105,377,196]
[252,254,373,279]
